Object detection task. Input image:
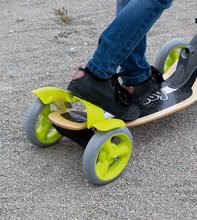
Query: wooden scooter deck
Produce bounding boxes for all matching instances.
[48,64,197,130]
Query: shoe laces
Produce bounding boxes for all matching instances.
[111,66,164,106]
[111,73,133,106]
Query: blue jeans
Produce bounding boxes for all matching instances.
[87,0,173,85]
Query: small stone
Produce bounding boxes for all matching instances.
[16,19,25,23]
[70,47,78,53]
[8,30,14,34]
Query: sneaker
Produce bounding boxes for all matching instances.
[122,66,164,104]
[67,67,140,121]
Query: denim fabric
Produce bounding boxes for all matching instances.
[116,0,150,85]
[87,0,173,85]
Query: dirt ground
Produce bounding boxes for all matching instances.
[0,0,197,219]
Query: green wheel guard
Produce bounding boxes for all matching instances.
[164,45,185,73]
[61,91,125,130]
[95,133,132,181]
[35,105,61,144]
[32,87,125,131]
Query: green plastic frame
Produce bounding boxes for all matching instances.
[32,87,125,131]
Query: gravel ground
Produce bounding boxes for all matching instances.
[0,0,197,219]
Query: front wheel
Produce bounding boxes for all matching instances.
[155,38,188,74]
[24,98,62,148]
[83,127,133,185]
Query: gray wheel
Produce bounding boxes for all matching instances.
[24,98,62,148]
[155,38,188,74]
[83,127,133,185]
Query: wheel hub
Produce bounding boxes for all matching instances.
[113,155,119,161]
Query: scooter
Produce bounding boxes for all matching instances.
[25,32,197,185]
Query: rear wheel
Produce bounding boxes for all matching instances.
[83,127,133,185]
[155,38,188,74]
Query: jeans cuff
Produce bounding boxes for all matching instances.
[87,61,113,79]
[121,71,151,86]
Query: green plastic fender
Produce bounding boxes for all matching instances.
[33,87,125,131]
[32,87,72,104]
[70,96,125,131]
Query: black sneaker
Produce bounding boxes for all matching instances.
[122,66,164,103]
[67,67,140,121]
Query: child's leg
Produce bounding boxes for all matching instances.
[116,0,150,86]
[68,0,173,120]
[86,0,173,81]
